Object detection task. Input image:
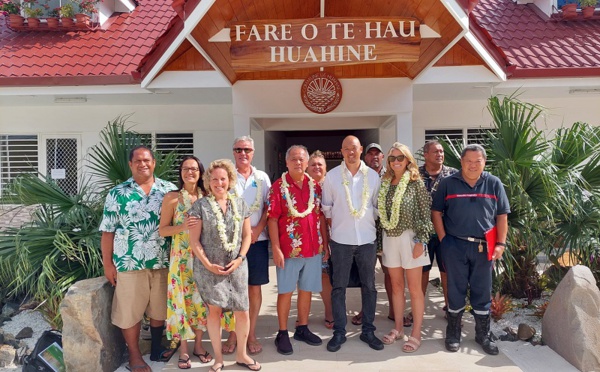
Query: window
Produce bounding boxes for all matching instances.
[425,128,497,146]
[0,135,38,196]
[140,132,194,163]
[467,128,498,144]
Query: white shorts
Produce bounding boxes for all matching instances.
[382,229,431,269]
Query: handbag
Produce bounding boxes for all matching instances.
[328,257,362,288]
[22,330,64,372]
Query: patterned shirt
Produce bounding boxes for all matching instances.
[267,173,323,259]
[99,177,177,272]
[380,179,433,242]
[419,164,458,197]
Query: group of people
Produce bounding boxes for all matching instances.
[100,135,510,372]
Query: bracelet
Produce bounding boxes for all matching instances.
[496,242,507,247]
[236,254,247,262]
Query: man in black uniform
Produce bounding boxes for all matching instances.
[431,144,509,355]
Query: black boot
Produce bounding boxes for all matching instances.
[473,313,499,355]
[445,310,463,352]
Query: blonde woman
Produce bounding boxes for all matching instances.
[378,143,433,353]
[188,159,261,372]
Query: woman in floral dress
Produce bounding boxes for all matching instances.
[189,159,261,372]
[159,156,234,369]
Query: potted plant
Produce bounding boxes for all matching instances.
[23,0,43,28]
[46,7,60,28]
[562,0,578,19]
[1,0,24,27]
[73,0,100,28]
[59,2,75,27]
[580,0,597,18]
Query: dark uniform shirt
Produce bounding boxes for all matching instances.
[431,171,510,238]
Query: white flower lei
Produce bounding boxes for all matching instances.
[378,172,410,230]
[207,193,241,252]
[341,161,370,219]
[280,172,316,218]
[232,179,263,214]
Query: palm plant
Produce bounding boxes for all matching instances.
[438,93,600,297]
[0,115,178,328]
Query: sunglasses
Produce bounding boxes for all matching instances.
[233,148,254,154]
[388,155,406,162]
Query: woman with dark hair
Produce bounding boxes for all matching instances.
[159,156,233,369]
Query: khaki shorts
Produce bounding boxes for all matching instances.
[111,268,168,329]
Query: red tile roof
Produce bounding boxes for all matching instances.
[0,1,176,86]
[472,0,600,78]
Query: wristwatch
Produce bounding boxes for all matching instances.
[236,254,247,262]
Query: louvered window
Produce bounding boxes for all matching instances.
[467,128,497,144]
[139,133,195,163]
[425,129,463,145]
[0,135,38,196]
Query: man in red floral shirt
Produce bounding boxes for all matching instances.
[268,145,329,356]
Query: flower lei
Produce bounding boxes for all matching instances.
[207,193,241,252]
[280,172,316,218]
[378,172,410,230]
[341,161,370,218]
[232,179,263,214]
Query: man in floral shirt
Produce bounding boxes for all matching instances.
[267,145,328,356]
[100,146,177,372]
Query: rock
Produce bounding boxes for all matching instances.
[542,265,600,372]
[15,346,29,365]
[3,333,19,349]
[0,344,16,368]
[15,327,33,339]
[517,323,536,340]
[1,302,19,318]
[60,276,126,372]
[0,330,4,345]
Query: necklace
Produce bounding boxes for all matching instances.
[280,172,316,218]
[341,161,370,218]
[207,193,241,252]
[378,173,410,230]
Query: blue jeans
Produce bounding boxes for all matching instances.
[329,240,377,336]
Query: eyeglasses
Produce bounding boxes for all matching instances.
[388,155,406,162]
[233,148,254,154]
[182,167,199,173]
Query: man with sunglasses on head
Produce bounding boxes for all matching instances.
[419,140,457,316]
[432,144,509,356]
[226,136,272,356]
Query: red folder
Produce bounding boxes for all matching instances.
[484,226,497,261]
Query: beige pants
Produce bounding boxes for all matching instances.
[111,268,168,329]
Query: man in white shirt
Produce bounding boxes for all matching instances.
[322,136,384,352]
[228,135,272,356]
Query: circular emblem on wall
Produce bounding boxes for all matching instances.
[301,72,342,114]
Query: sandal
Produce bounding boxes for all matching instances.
[210,363,225,372]
[236,359,262,371]
[382,329,404,345]
[150,346,176,362]
[403,335,421,353]
[178,357,191,370]
[193,350,213,363]
[351,312,363,326]
[324,319,334,329]
[403,315,413,327]
[247,340,263,355]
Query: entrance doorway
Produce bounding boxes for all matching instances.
[263,129,379,180]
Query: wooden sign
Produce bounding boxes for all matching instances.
[230,17,421,71]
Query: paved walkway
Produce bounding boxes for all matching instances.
[117,263,577,372]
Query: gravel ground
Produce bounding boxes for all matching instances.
[0,310,52,371]
[490,296,548,342]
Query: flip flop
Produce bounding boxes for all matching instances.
[351,313,363,326]
[178,357,191,370]
[403,335,421,353]
[403,316,413,327]
[193,350,212,363]
[126,364,150,371]
[150,346,176,362]
[236,359,262,371]
[210,363,225,372]
[247,340,263,355]
[324,319,334,329]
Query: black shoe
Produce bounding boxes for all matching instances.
[275,331,293,355]
[445,310,463,352]
[294,325,322,346]
[326,334,347,352]
[474,313,499,355]
[359,333,384,351]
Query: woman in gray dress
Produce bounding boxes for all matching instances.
[189,159,261,372]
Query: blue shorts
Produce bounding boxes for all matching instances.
[276,254,322,294]
[423,234,446,273]
[247,240,269,286]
